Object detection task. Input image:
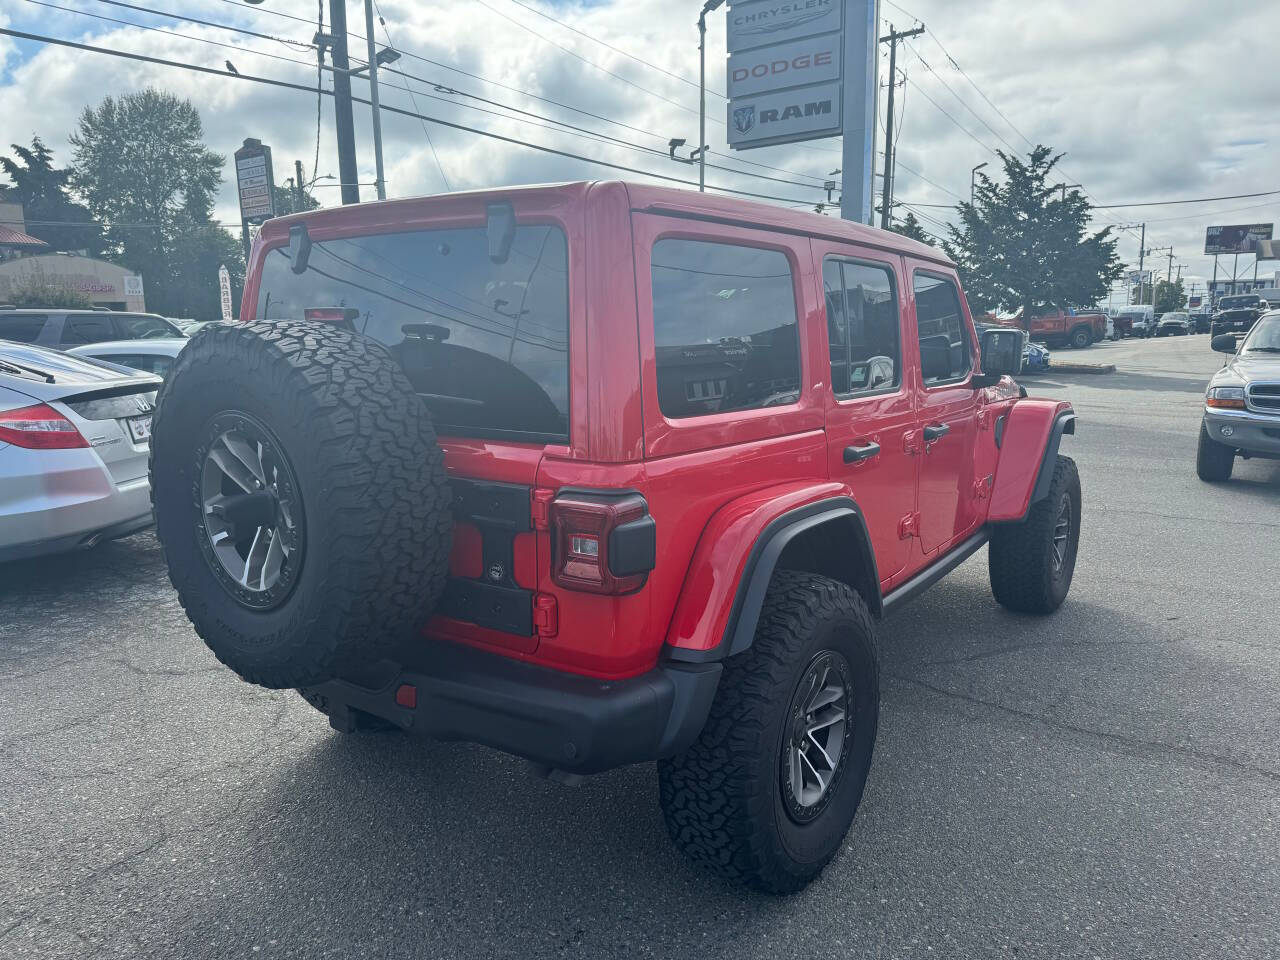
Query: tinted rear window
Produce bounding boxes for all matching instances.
[61,314,116,344]
[115,314,182,339]
[255,225,569,442]
[650,238,800,419]
[0,313,46,343]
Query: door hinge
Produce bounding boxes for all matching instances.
[902,430,922,456]
[972,474,993,500]
[898,512,920,539]
[533,593,558,638]
[531,487,555,531]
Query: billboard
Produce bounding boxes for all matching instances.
[726,0,853,151]
[1204,223,1273,255]
[1125,269,1152,286]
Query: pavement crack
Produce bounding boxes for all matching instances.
[891,672,1280,785]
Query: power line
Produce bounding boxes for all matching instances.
[372,0,450,191]
[0,26,817,207]
[904,41,1019,154]
[504,0,714,98]
[1090,188,1280,208]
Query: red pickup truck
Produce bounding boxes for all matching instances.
[991,306,1107,349]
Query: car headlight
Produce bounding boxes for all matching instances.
[1206,386,1246,409]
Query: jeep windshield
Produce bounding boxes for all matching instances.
[255,224,569,442]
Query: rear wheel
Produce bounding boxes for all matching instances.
[658,570,879,894]
[150,321,453,689]
[1196,425,1235,482]
[989,456,1081,614]
[1069,326,1092,349]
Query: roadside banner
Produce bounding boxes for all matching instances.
[218,264,233,323]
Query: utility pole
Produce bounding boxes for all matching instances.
[1137,223,1146,303]
[1058,182,1082,202]
[970,161,987,204]
[878,23,924,230]
[362,0,387,200]
[327,0,360,204]
[294,159,305,209]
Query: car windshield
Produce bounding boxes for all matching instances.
[1242,315,1280,352]
[1219,296,1258,310]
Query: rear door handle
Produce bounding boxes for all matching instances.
[923,423,950,443]
[843,441,881,464]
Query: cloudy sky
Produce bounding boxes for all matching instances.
[2,0,1278,299]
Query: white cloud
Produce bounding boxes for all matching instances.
[2,0,1278,292]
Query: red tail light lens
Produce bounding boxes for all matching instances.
[0,404,89,449]
[304,307,361,327]
[549,492,655,595]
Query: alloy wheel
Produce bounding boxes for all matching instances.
[780,650,852,823]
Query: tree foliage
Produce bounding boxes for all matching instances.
[69,89,241,318]
[271,180,320,216]
[889,211,935,246]
[1154,279,1186,314]
[1,136,103,255]
[5,280,92,309]
[943,146,1123,328]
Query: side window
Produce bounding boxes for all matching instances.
[651,238,800,419]
[823,258,901,397]
[914,273,972,386]
[115,314,180,339]
[0,314,47,343]
[61,314,116,344]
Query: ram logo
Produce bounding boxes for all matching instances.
[733,106,756,134]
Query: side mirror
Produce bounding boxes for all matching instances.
[1211,333,1239,354]
[972,328,1022,386]
[919,334,953,382]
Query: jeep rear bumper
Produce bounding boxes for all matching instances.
[300,643,722,775]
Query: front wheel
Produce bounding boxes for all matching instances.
[1196,425,1235,481]
[1069,326,1092,349]
[989,455,1081,614]
[658,570,879,894]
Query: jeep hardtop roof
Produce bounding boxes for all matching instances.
[256,181,951,268]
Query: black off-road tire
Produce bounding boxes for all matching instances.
[658,570,880,894]
[1196,425,1235,482]
[989,455,1081,614]
[150,320,452,689]
[1069,325,1092,349]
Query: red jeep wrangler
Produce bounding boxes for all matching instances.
[150,182,1080,893]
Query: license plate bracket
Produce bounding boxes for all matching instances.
[127,414,152,443]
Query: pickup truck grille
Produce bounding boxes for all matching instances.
[1246,382,1280,414]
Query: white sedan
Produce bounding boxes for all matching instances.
[66,338,188,379]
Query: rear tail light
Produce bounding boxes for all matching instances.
[304,307,361,328]
[0,404,89,449]
[549,492,656,595]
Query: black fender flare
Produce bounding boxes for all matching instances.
[1029,411,1077,505]
[667,496,881,664]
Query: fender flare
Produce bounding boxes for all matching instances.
[666,496,881,664]
[1029,411,1076,505]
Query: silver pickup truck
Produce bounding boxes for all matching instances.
[1198,311,1280,480]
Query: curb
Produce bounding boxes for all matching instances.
[1042,361,1116,375]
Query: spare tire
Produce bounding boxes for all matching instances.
[150,320,452,689]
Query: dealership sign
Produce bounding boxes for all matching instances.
[1204,222,1274,256]
[234,138,276,224]
[726,0,847,150]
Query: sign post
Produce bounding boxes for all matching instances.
[726,1,878,223]
[234,138,277,265]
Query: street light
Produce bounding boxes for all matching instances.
[970,161,988,204]
[697,0,727,193]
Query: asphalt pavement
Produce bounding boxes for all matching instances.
[2,333,1277,959]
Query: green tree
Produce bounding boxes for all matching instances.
[69,88,232,317]
[271,179,319,216]
[1154,278,1186,313]
[889,211,935,246]
[1,136,104,255]
[6,280,91,309]
[944,146,1123,329]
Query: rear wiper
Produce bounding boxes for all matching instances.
[0,359,55,383]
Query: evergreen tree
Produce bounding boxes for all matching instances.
[1,136,104,255]
[944,146,1123,328]
[890,211,935,246]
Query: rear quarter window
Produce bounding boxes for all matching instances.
[650,238,800,419]
[254,224,570,442]
[0,313,47,344]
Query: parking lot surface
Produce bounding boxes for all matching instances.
[2,335,1277,959]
